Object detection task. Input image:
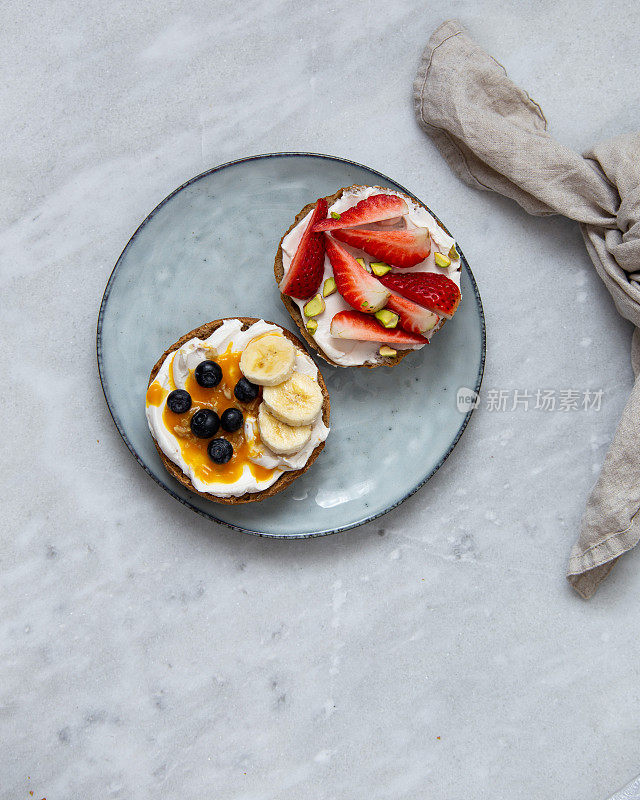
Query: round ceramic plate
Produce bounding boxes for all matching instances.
[98,153,485,538]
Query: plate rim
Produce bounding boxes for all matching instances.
[96,151,486,539]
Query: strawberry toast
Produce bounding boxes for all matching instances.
[274,186,462,367]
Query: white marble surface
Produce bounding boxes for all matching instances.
[2,1,640,798]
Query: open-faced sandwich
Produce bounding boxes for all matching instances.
[274,185,462,368]
[145,318,329,503]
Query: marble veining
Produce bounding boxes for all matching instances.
[2,1,640,799]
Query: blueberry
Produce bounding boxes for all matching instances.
[208,438,233,464]
[234,377,259,402]
[220,407,244,432]
[166,389,192,414]
[190,409,220,438]
[195,360,222,388]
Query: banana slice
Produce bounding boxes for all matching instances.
[262,372,323,427]
[240,334,296,387]
[257,403,312,455]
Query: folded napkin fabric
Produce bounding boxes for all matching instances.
[607,772,640,800]
[414,20,640,598]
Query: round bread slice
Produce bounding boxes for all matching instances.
[274,186,441,369]
[148,317,330,504]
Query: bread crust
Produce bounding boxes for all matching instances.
[148,318,330,504]
[274,185,426,369]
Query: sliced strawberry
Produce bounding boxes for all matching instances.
[332,227,430,268]
[330,310,428,345]
[279,198,328,300]
[385,294,440,336]
[378,272,461,319]
[313,194,408,232]
[324,235,389,313]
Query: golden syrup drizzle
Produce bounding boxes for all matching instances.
[159,347,274,486]
[146,381,166,406]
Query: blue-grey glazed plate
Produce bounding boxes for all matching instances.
[97,153,485,538]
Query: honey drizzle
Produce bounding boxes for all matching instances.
[150,348,274,486]
[146,381,165,406]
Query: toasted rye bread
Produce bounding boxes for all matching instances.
[148,317,330,504]
[274,186,426,369]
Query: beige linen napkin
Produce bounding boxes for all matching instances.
[414,20,640,598]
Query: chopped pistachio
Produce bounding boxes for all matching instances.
[306,318,318,335]
[303,294,325,317]
[330,211,341,219]
[375,309,399,329]
[322,277,337,297]
[379,345,397,358]
[356,257,366,268]
[370,261,391,277]
[434,252,451,268]
[448,244,459,261]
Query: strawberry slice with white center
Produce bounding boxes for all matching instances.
[324,235,390,313]
[378,272,461,319]
[385,294,439,336]
[313,194,408,232]
[331,227,430,268]
[330,310,428,345]
[279,198,328,300]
